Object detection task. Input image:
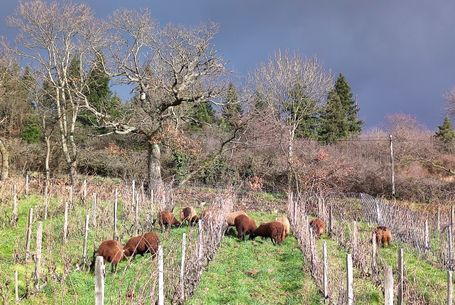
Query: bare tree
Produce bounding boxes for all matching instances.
[0,48,16,180]
[8,0,107,186]
[446,87,455,118]
[249,51,333,192]
[98,9,225,192]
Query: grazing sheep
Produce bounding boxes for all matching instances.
[276,216,290,239]
[309,218,325,238]
[250,221,285,245]
[180,206,199,226]
[90,240,124,272]
[227,211,247,226]
[159,211,181,230]
[124,232,160,257]
[373,226,392,247]
[234,214,257,241]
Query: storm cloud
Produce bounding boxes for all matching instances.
[1,0,454,129]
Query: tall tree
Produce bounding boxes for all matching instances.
[95,9,225,193]
[318,90,350,144]
[285,83,319,140]
[435,116,455,151]
[8,0,107,186]
[334,73,362,135]
[221,83,242,130]
[80,53,121,126]
[250,51,333,193]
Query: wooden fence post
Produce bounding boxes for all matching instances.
[12,184,18,226]
[15,270,19,302]
[25,174,29,196]
[424,219,429,252]
[135,192,139,235]
[372,231,377,274]
[449,270,453,305]
[384,265,394,305]
[63,201,68,244]
[198,220,204,263]
[158,246,164,305]
[398,248,404,305]
[352,221,358,258]
[95,256,105,305]
[92,193,97,228]
[44,183,49,221]
[82,179,87,204]
[180,233,187,301]
[113,189,118,241]
[25,208,34,261]
[83,213,90,268]
[437,206,441,233]
[449,225,453,270]
[34,222,43,291]
[390,134,396,197]
[329,205,333,237]
[452,206,455,227]
[346,253,353,305]
[132,180,136,215]
[323,241,328,300]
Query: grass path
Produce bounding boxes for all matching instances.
[188,212,323,305]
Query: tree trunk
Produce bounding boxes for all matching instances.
[45,136,51,185]
[287,127,296,194]
[0,138,9,180]
[148,141,163,194]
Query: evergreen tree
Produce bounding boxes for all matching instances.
[221,83,242,130]
[435,116,455,151]
[334,73,362,135]
[318,90,349,144]
[188,101,215,130]
[80,53,121,126]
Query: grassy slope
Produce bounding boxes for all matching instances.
[0,195,191,304]
[316,236,383,305]
[188,212,323,305]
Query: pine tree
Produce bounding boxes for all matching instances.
[80,53,121,126]
[188,101,215,130]
[318,90,349,144]
[221,83,242,130]
[435,116,455,151]
[335,73,362,135]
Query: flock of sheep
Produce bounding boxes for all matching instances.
[90,206,393,273]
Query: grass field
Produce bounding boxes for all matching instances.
[188,212,323,305]
[0,191,452,304]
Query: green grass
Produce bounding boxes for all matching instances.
[188,212,323,305]
[0,194,193,304]
[315,235,383,304]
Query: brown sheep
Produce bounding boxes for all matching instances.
[227,211,247,226]
[250,221,285,245]
[90,240,124,272]
[276,216,290,239]
[159,211,181,230]
[373,226,392,247]
[180,206,199,226]
[309,218,325,238]
[124,232,160,258]
[234,214,257,241]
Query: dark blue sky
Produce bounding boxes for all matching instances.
[2,0,454,129]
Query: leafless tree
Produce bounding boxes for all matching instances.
[0,48,16,180]
[248,51,333,192]
[7,0,108,186]
[97,9,225,192]
[446,86,455,118]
